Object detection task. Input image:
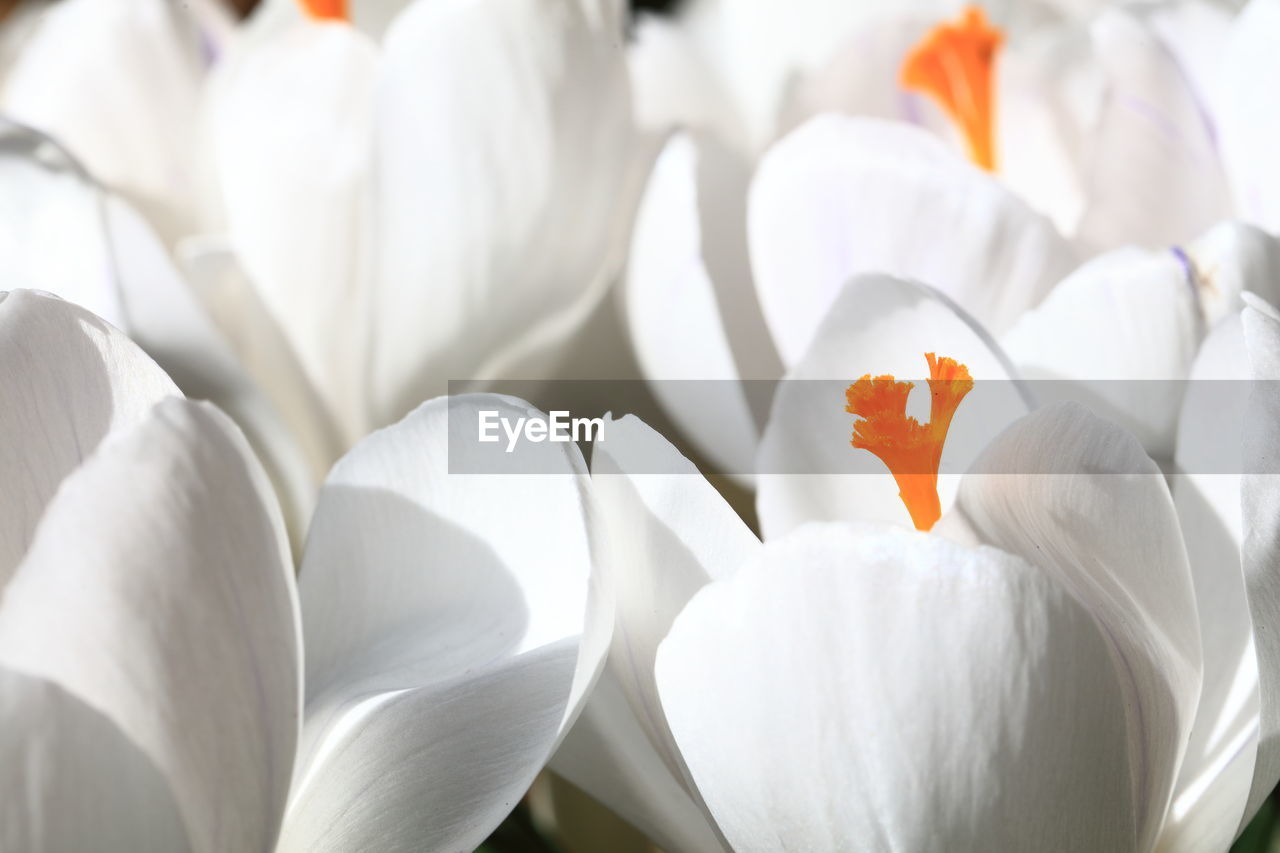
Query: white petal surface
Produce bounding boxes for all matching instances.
[657,522,1138,852]
[589,413,759,785]
[749,116,1075,366]
[371,0,633,424]
[0,289,177,587]
[1000,246,1201,459]
[284,394,604,852]
[552,668,725,853]
[1218,0,1280,234]
[0,399,300,853]
[1240,296,1280,821]
[210,18,378,443]
[757,274,1028,538]
[1,0,209,244]
[1162,313,1258,852]
[1074,8,1230,252]
[0,125,126,325]
[957,403,1201,851]
[625,133,767,478]
[0,667,191,853]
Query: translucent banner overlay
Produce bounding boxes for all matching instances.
[445,379,1275,475]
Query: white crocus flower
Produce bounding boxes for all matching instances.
[0,0,240,246]
[0,0,641,540]
[628,109,1280,478]
[0,289,609,851]
[555,288,1280,852]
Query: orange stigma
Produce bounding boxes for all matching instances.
[298,0,347,20]
[845,353,974,532]
[900,6,1003,171]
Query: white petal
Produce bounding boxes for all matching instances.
[1,0,210,244]
[0,398,301,853]
[589,413,759,788]
[627,15,741,143]
[749,116,1076,366]
[284,394,604,851]
[0,289,177,587]
[209,18,378,443]
[1161,315,1258,853]
[107,202,326,546]
[1074,8,1230,252]
[1218,0,1280,234]
[1239,296,1280,821]
[1184,222,1280,328]
[996,26,1101,234]
[957,402,1202,850]
[0,125,127,325]
[756,274,1028,538]
[0,668,191,853]
[370,0,634,424]
[1000,246,1201,459]
[657,522,1140,852]
[553,668,727,853]
[625,132,770,478]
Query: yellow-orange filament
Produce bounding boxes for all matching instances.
[900,6,1003,171]
[845,353,974,532]
[298,0,347,20]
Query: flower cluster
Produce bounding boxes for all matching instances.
[0,0,1278,851]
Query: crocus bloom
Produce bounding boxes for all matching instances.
[0,0,641,540]
[0,289,608,851]
[555,290,1280,851]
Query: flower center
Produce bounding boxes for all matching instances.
[845,353,974,532]
[900,6,1003,172]
[298,0,347,20]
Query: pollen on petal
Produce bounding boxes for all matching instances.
[900,5,1003,171]
[298,0,347,21]
[845,353,974,532]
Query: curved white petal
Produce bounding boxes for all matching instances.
[0,124,126,325]
[625,132,771,478]
[757,274,1028,538]
[0,125,325,545]
[1185,222,1280,328]
[749,116,1075,366]
[1161,314,1258,853]
[1218,0,1280,234]
[957,402,1202,851]
[589,413,758,785]
[209,18,378,443]
[1,0,210,244]
[1000,246,1201,460]
[1240,295,1280,822]
[370,0,633,424]
[0,289,177,587]
[551,668,726,853]
[0,398,300,853]
[1074,8,1229,251]
[106,200,326,546]
[0,667,192,853]
[657,522,1139,852]
[996,25,1101,234]
[284,394,605,851]
[627,15,740,144]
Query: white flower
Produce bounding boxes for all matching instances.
[0,0,643,540]
[0,289,608,851]
[627,110,1280,477]
[554,292,1280,851]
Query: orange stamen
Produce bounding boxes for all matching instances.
[298,0,347,20]
[845,352,974,532]
[900,6,1003,171]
